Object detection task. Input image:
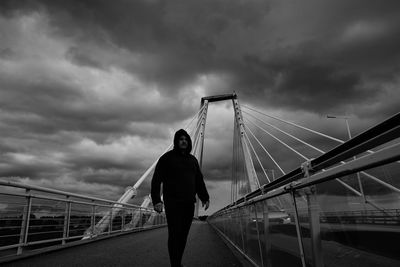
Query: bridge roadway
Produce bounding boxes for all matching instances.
[4,221,245,267]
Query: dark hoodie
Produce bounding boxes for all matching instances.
[151,129,209,205]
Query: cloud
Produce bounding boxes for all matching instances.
[68,135,169,170]
[1,0,399,114]
[65,46,106,70]
[0,0,399,210]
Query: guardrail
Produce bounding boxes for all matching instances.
[0,181,166,262]
[208,112,400,267]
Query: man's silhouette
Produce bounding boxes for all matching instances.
[151,129,210,267]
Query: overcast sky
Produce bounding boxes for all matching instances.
[0,0,399,214]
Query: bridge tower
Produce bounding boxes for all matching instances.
[193,93,260,217]
[87,93,260,235]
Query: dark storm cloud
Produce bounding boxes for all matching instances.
[0,48,16,60]
[0,0,269,92]
[0,151,69,179]
[74,168,142,187]
[0,68,194,137]
[65,47,106,70]
[236,54,372,112]
[0,0,399,206]
[2,0,398,114]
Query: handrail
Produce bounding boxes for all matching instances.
[0,179,147,210]
[0,180,167,261]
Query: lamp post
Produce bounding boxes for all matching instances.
[326,115,366,208]
[326,115,352,139]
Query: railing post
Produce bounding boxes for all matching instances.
[222,212,227,235]
[131,208,135,228]
[244,204,251,253]
[91,200,96,237]
[262,200,272,267]
[238,207,245,251]
[62,196,71,245]
[306,186,323,267]
[121,208,125,232]
[109,206,112,234]
[139,208,143,228]
[18,189,32,255]
[253,203,264,267]
[301,159,324,267]
[290,189,307,267]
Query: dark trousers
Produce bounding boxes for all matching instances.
[165,203,195,267]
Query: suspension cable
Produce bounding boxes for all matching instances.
[243,130,271,183]
[360,171,400,194]
[242,105,344,143]
[245,125,286,175]
[237,131,247,196]
[243,106,400,164]
[232,118,238,202]
[241,105,400,208]
[335,179,362,196]
[243,135,262,188]
[233,119,237,202]
[235,120,240,200]
[243,111,325,154]
[247,114,388,199]
[243,111,400,193]
[187,104,207,136]
[246,118,309,161]
[191,108,207,156]
[246,122,367,201]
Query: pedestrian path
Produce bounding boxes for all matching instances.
[4,221,243,267]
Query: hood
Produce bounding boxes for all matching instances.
[173,129,192,154]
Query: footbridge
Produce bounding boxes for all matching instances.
[1,93,399,266]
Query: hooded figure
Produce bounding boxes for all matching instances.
[151,129,209,267]
[151,129,208,205]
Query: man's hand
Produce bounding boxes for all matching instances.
[201,200,210,211]
[154,202,164,213]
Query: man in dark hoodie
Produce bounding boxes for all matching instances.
[151,129,210,267]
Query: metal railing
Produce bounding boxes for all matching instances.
[0,181,166,262]
[208,112,400,267]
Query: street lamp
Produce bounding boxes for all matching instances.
[326,115,352,139]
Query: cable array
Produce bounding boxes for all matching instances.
[240,104,400,211]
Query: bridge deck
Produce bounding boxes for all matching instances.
[4,221,244,267]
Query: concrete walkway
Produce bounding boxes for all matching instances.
[5,221,243,267]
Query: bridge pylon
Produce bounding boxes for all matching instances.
[86,92,260,234]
